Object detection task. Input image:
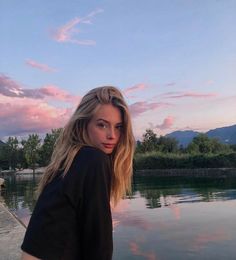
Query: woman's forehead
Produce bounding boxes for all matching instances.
[93,104,122,123]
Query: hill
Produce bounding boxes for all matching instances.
[165,130,199,147]
[166,124,236,147]
[207,124,236,144]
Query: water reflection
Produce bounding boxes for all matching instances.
[112,176,236,259]
[2,175,41,226]
[2,175,236,259]
[134,176,236,209]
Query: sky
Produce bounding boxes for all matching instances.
[1,0,236,141]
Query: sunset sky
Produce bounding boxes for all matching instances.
[1,0,236,140]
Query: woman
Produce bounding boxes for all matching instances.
[21,86,135,260]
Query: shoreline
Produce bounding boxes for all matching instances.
[1,167,236,178]
[0,167,45,177]
[0,202,25,259]
[134,167,236,177]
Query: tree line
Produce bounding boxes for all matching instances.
[0,128,236,172]
[0,129,62,172]
[135,129,236,169]
[136,129,235,154]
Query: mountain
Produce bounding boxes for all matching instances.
[166,130,199,147]
[166,124,236,147]
[207,124,236,144]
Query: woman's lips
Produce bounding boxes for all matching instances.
[103,143,115,149]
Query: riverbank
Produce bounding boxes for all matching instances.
[1,167,236,178]
[134,167,236,177]
[0,202,25,260]
[0,167,45,177]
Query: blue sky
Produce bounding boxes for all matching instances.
[1,0,236,139]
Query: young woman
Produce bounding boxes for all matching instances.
[21,86,135,260]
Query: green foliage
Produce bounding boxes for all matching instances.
[230,144,236,152]
[158,135,178,153]
[1,126,235,172]
[134,152,236,170]
[0,145,9,170]
[141,129,159,152]
[5,137,19,170]
[0,128,63,171]
[134,130,235,169]
[187,134,231,154]
[39,128,62,166]
[136,129,179,153]
[22,134,41,173]
[17,147,28,169]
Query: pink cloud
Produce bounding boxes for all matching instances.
[0,73,45,99]
[51,8,103,45]
[25,59,57,73]
[0,74,81,137]
[0,98,72,137]
[0,74,80,104]
[162,91,218,99]
[0,74,27,98]
[156,116,174,130]
[123,83,149,96]
[40,85,81,104]
[129,101,169,118]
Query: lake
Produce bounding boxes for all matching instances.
[1,174,236,259]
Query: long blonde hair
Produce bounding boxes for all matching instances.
[37,86,135,206]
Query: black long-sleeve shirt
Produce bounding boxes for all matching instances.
[21,146,113,260]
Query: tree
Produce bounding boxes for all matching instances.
[210,138,231,153]
[158,136,179,153]
[5,137,19,170]
[187,134,232,154]
[0,144,9,170]
[135,140,143,154]
[39,128,62,166]
[230,144,236,152]
[187,134,212,153]
[18,144,28,169]
[141,129,158,152]
[23,134,41,174]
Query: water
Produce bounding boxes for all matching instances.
[1,174,236,259]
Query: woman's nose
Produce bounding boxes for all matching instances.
[107,127,116,139]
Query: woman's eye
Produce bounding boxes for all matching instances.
[116,125,123,130]
[97,123,106,128]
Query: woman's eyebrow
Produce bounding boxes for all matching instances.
[96,118,108,123]
[96,118,122,125]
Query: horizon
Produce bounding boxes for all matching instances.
[1,1,236,140]
[1,122,235,143]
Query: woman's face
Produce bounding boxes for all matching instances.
[87,104,123,154]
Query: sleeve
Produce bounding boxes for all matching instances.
[78,149,113,260]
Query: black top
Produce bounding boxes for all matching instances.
[21,146,113,260]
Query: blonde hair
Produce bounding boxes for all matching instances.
[37,86,135,206]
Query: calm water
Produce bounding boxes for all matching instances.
[1,174,236,259]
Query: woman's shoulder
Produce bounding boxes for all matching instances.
[75,145,109,164]
[62,146,111,200]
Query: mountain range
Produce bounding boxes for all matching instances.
[166,124,236,147]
